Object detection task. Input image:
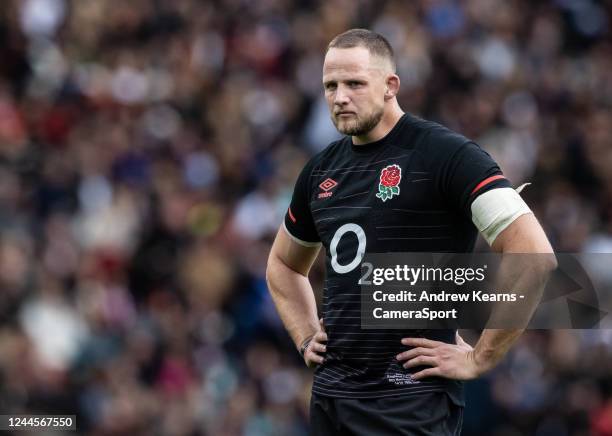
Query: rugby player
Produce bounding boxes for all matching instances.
[266,29,556,435]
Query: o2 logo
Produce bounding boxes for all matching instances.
[330,223,366,274]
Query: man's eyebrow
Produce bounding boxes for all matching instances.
[324,76,368,82]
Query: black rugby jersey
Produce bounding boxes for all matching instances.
[284,113,511,401]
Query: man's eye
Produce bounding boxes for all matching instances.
[325,84,337,91]
[348,82,362,88]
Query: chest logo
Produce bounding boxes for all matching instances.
[376,164,402,202]
[318,178,338,199]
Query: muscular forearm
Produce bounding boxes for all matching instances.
[266,256,320,350]
[472,328,522,372]
[473,253,556,373]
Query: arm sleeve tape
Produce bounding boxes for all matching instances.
[470,187,532,246]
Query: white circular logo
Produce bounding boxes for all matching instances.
[330,223,366,274]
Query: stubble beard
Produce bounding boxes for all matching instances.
[333,106,384,137]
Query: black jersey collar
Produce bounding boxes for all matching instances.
[350,113,408,154]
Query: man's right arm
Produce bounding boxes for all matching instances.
[266,226,326,365]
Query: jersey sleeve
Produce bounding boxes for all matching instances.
[283,159,321,246]
[425,128,511,218]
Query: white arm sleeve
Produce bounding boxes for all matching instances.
[470,187,532,246]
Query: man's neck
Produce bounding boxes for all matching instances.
[352,106,405,145]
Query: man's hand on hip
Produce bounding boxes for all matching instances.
[396,333,485,381]
[302,319,327,368]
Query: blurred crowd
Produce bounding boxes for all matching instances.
[0,0,611,435]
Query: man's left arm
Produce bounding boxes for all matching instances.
[396,203,557,380]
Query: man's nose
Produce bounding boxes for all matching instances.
[334,86,350,106]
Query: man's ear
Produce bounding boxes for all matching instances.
[384,74,400,100]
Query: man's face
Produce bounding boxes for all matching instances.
[322,46,388,136]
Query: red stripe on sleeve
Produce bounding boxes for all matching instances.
[288,207,296,223]
[471,175,506,195]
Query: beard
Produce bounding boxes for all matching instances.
[332,106,384,136]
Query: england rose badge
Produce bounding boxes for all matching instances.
[376,164,401,202]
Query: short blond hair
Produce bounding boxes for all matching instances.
[327,28,396,72]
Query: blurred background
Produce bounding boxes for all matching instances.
[0,0,611,434]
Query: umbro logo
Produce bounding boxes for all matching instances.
[318,178,338,199]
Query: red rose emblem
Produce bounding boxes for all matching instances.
[376,164,402,202]
[380,165,401,187]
